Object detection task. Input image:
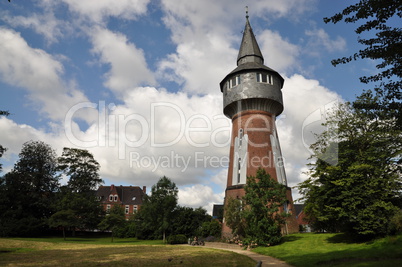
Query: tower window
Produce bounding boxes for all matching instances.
[227,75,241,88]
[256,73,273,84]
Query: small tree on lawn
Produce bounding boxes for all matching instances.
[243,168,289,247]
[98,205,126,242]
[48,209,78,240]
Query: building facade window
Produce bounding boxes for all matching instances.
[109,195,113,202]
[106,204,111,212]
[133,205,138,213]
[256,73,273,84]
[227,75,241,89]
[114,195,118,202]
[125,205,129,214]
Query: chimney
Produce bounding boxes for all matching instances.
[142,186,146,194]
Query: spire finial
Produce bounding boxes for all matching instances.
[245,6,249,19]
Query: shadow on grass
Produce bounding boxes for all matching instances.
[325,233,361,244]
[281,235,303,243]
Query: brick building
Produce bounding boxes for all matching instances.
[96,184,146,219]
[220,12,299,236]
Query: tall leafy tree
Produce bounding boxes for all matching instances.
[324,0,402,127]
[298,99,402,238]
[0,141,59,236]
[136,176,178,241]
[58,147,103,192]
[242,168,288,246]
[56,148,104,231]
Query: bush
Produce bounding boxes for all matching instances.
[167,234,188,244]
[389,210,402,235]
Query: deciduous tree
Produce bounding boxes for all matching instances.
[242,168,288,246]
[56,148,104,231]
[98,205,126,242]
[0,141,59,236]
[298,99,401,238]
[136,176,178,241]
[223,197,246,238]
[324,0,402,127]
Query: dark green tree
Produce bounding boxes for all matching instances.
[242,168,288,246]
[324,0,402,127]
[55,148,104,231]
[98,205,126,242]
[0,140,59,236]
[48,209,78,240]
[298,100,402,238]
[170,206,212,238]
[136,176,178,241]
[57,148,103,192]
[199,220,221,238]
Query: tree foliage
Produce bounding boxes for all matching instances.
[324,0,402,126]
[242,168,288,246]
[224,197,246,238]
[223,169,289,246]
[170,206,212,238]
[98,205,126,242]
[0,141,59,236]
[298,99,402,238]
[58,148,103,192]
[55,148,104,231]
[48,209,78,240]
[135,176,178,240]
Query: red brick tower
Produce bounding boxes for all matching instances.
[220,13,298,236]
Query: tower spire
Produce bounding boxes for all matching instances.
[237,7,264,66]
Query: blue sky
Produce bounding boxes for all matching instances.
[0,0,374,213]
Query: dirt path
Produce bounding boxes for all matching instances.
[202,242,293,267]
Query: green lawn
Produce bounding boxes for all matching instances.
[253,233,402,267]
[0,237,256,267]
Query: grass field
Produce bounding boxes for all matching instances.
[0,237,256,266]
[254,233,402,267]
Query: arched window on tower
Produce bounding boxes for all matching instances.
[232,128,248,186]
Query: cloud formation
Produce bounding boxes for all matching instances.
[0,0,348,213]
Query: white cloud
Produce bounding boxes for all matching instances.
[277,74,342,187]
[1,10,65,44]
[258,29,300,74]
[61,0,150,23]
[158,0,311,95]
[305,28,347,54]
[0,0,346,213]
[0,28,89,121]
[90,27,156,96]
[178,184,225,214]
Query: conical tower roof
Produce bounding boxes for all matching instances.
[237,16,264,66]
